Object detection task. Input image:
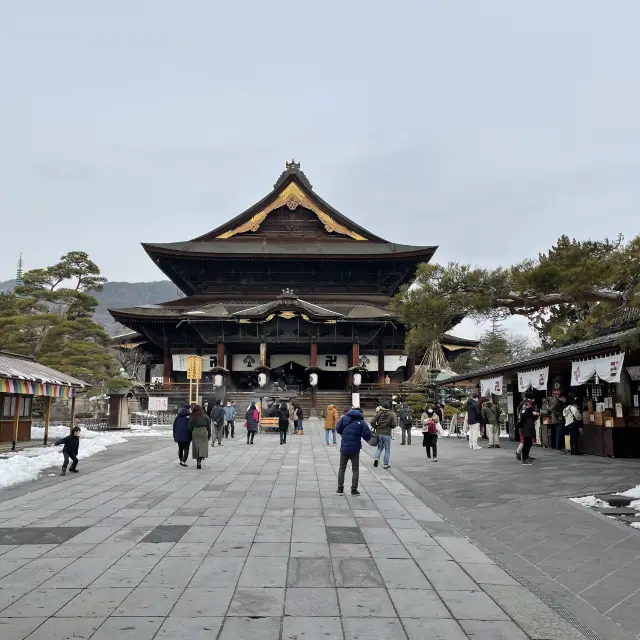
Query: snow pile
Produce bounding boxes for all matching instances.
[128,424,171,437]
[618,484,640,500]
[0,423,170,491]
[570,495,608,509]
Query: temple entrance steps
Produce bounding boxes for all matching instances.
[313,391,352,416]
[220,390,352,418]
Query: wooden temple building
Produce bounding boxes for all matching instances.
[109,162,476,405]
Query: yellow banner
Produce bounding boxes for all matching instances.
[187,355,203,380]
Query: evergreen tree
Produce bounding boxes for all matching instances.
[0,251,118,387]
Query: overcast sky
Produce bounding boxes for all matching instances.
[1,1,639,339]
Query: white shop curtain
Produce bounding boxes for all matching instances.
[517,366,549,392]
[570,353,625,386]
[480,376,504,396]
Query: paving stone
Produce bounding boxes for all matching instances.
[0,617,47,640]
[332,558,383,587]
[459,619,529,639]
[284,587,339,616]
[459,563,519,586]
[227,587,285,616]
[329,543,371,558]
[326,526,366,544]
[190,556,245,587]
[288,558,335,587]
[23,616,105,640]
[290,542,331,557]
[219,616,281,640]
[282,616,343,640]
[141,525,190,543]
[0,557,75,589]
[90,616,164,640]
[434,537,494,565]
[40,557,117,588]
[170,587,234,617]
[402,618,468,640]
[0,544,59,558]
[238,556,288,587]
[1,588,81,617]
[417,559,478,590]
[156,617,224,639]
[0,527,87,545]
[343,617,407,640]
[140,556,203,588]
[179,525,224,543]
[437,590,509,621]
[338,587,396,617]
[249,542,291,557]
[55,587,132,617]
[389,589,451,619]
[113,586,183,616]
[374,558,432,589]
[209,541,252,556]
[166,542,213,556]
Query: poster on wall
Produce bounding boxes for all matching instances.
[480,376,504,396]
[570,353,625,385]
[173,354,227,371]
[517,367,549,392]
[148,397,168,411]
[317,354,349,371]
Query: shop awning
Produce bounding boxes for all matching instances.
[517,366,549,392]
[480,376,504,396]
[571,353,625,386]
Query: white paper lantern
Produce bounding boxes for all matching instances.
[353,372,362,387]
[214,374,223,387]
[258,372,267,387]
[309,372,318,387]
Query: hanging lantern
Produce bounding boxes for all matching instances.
[214,374,223,387]
[309,372,318,387]
[353,372,362,387]
[258,372,267,387]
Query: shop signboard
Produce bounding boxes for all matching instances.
[148,397,168,411]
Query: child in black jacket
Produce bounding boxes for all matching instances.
[55,427,81,475]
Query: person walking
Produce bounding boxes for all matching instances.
[172,403,191,466]
[55,426,82,475]
[398,402,414,445]
[246,402,259,444]
[293,402,304,435]
[550,394,566,451]
[467,394,483,450]
[223,400,236,438]
[563,396,582,455]
[324,403,339,445]
[434,403,444,425]
[188,405,211,470]
[210,400,226,446]
[517,391,538,465]
[336,407,372,496]
[278,403,290,445]
[421,405,440,461]
[371,401,396,469]
[481,397,501,448]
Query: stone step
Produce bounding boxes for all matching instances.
[618,515,640,523]
[595,494,634,508]
[595,507,638,516]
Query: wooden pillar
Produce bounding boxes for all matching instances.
[351,343,360,368]
[378,344,385,384]
[260,343,267,368]
[70,395,76,433]
[43,396,52,445]
[310,343,318,368]
[405,356,416,382]
[11,396,20,451]
[144,363,152,385]
[163,349,172,390]
[217,343,225,369]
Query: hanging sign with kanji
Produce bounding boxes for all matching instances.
[187,355,203,380]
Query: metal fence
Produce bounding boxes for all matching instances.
[130,412,176,426]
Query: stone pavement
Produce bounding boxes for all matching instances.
[377,432,640,640]
[0,420,606,640]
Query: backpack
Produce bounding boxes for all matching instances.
[401,407,413,426]
[427,420,438,434]
[253,409,259,423]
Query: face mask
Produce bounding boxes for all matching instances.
[427,410,433,415]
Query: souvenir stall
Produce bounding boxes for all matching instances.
[571,353,640,457]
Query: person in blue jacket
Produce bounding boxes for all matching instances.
[173,404,191,467]
[223,400,237,438]
[336,407,372,496]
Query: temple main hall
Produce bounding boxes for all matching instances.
[109,162,475,401]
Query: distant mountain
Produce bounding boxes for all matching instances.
[0,278,179,335]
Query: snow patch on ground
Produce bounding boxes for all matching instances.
[618,484,640,500]
[570,495,608,508]
[0,423,169,491]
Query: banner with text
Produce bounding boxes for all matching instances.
[571,353,625,385]
[517,366,549,392]
[480,376,504,396]
[173,354,227,371]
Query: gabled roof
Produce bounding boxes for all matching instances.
[0,351,87,387]
[193,161,385,243]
